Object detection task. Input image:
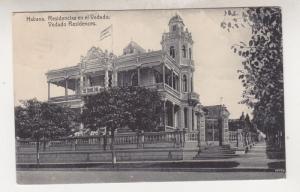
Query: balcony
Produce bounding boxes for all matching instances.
[188,92,200,106]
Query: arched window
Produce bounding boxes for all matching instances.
[172,25,177,32]
[189,48,192,59]
[170,46,175,58]
[182,75,187,92]
[182,45,186,58]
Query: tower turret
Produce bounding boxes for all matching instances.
[161,14,195,93]
[161,14,194,67]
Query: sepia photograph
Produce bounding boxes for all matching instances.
[12,7,285,184]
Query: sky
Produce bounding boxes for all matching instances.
[13,8,252,119]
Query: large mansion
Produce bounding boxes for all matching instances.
[45,15,229,144]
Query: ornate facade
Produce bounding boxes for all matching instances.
[46,15,205,140]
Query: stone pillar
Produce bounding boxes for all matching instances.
[162,63,165,87]
[47,81,50,100]
[65,78,68,100]
[237,129,243,148]
[163,100,166,131]
[186,74,190,92]
[105,69,109,88]
[195,111,198,131]
[137,67,141,86]
[171,103,175,128]
[191,73,194,92]
[177,106,184,130]
[171,70,174,89]
[179,74,182,92]
[188,107,193,132]
[79,75,84,95]
[113,70,118,86]
[199,114,206,142]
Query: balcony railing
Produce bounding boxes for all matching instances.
[82,86,104,95]
[49,95,81,102]
[164,84,180,97]
[16,130,189,152]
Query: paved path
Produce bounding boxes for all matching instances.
[234,141,277,168]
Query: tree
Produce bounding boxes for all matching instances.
[221,7,284,154]
[15,98,79,140]
[123,86,164,132]
[82,86,164,165]
[82,86,164,134]
[15,98,80,164]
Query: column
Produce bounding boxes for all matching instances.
[171,70,174,89]
[200,113,206,142]
[80,75,84,95]
[65,78,68,100]
[74,79,80,95]
[113,70,118,86]
[162,63,165,87]
[212,121,215,142]
[47,81,50,100]
[172,103,175,128]
[191,73,194,92]
[192,109,195,131]
[105,69,109,88]
[179,73,182,93]
[163,100,166,131]
[187,74,191,92]
[137,67,141,86]
[179,107,185,130]
[188,107,193,132]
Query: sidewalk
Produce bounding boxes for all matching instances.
[17,142,285,172]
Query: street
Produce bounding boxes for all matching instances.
[17,170,285,184]
[16,142,285,184]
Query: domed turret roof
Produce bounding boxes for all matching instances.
[168,14,185,26]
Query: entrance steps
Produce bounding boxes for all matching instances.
[193,145,238,160]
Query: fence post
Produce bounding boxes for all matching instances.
[136,130,140,149]
[140,130,144,149]
[197,129,201,152]
[103,134,107,151]
[98,135,101,149]
[175,129,180,148]
[236,130,239,148]
[237,129,243,148]
[182,128,187,147]
[73,138,77,151]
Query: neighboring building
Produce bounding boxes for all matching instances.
[228,119,244,131]
[45,14,205,138]
[203,105,230,145]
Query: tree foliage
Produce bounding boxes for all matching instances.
[82,86,164,133]
[15,99,79,140]
[221,7,284,151]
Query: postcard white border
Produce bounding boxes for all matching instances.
[1,0,300,191]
